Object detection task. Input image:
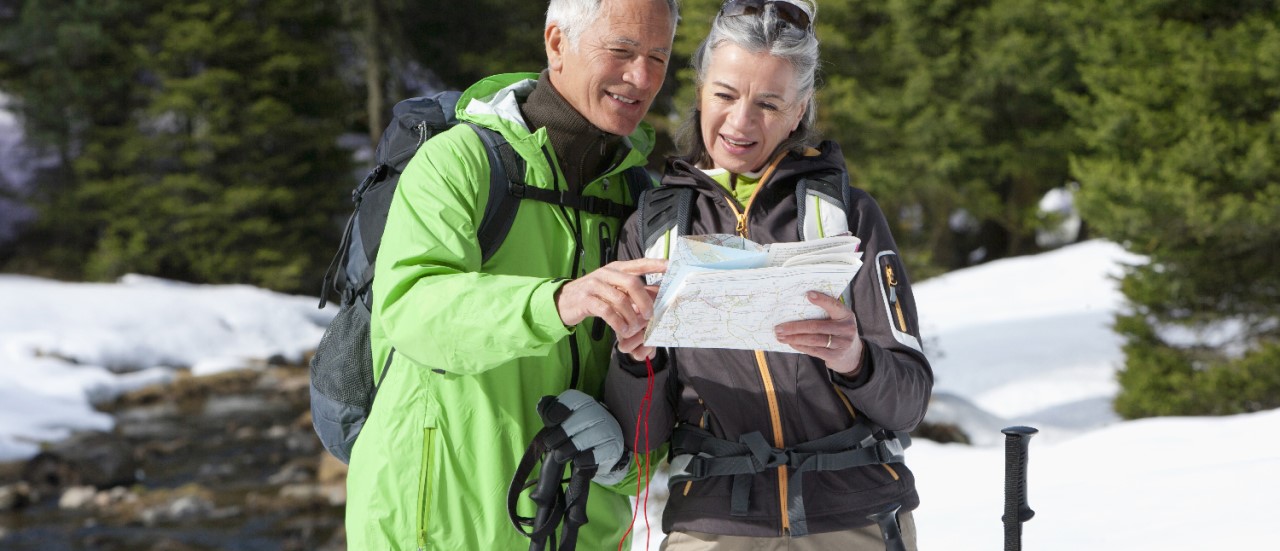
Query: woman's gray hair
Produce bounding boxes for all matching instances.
[677,0,820,168]
[547,0,680,48]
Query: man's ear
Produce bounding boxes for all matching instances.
[546,24,565,73]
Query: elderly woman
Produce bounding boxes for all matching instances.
[603,1,932,549]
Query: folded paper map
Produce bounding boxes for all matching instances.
[643,234,863,352]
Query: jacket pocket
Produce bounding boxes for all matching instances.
[416,427,437,549]
[874,251,923,352]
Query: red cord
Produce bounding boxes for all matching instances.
[619,356,656,551]
[641,356,655,549]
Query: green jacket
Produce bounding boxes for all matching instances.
[345,73,655,550]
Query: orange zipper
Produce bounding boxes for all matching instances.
[735,152,793,534]
[701,152,794,533]
[832,382,858,420]
[683,400,709,497]
[829,384,900,481]
[753,350,789,533]
[885,264,908,332]
[703,152,787,239]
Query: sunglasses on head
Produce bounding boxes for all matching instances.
[719,0,812,32]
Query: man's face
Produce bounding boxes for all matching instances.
[546,0,675,136]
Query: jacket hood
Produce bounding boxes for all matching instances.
[455,73,656,171]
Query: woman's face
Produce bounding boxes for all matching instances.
[699,43,808,174]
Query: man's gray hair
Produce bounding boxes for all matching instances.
[546,0,680,48]
[677,0,821,167]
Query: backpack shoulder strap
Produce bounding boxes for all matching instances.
[795,169,856,304]
[794,170,851,241]
[638,185,695,264]
[467,123,527,264]
[621,166,650,206]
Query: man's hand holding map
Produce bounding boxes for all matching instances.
[643,234,863,352]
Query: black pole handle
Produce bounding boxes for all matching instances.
[528,455,567,551]
[1001,426,1038,551]
[867,502,907,551]
[556,464,596,551]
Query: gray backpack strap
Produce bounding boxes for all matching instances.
[676,187,694,237]
[468,123,526,264]
[638,186,695,284]
[794,170,850,242]
[795,170,855,304]
[622,166,651,206]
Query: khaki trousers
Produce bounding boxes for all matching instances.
[659,511,917,551]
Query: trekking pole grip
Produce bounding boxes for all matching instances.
[1001,426,1038,551]
[866,502,907,551]
[528,455,566,551]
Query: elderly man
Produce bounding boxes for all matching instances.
[343,0,679,549]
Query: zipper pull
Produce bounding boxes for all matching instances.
[884,264,908,332]
[736,214,747,236]
[886,265,898,304]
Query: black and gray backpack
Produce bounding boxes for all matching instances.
[310,91,648,463]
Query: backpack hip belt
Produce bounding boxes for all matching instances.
[667,423,910,537]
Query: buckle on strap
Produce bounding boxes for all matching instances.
[670,453,709,480]
[876,436,907,463]
[509,181,528,198]
[579,195,601,214]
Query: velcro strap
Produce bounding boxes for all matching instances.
[731,474,753,517]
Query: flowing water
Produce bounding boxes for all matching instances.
[0,365,346,551]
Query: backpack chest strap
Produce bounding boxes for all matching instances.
[508,181,638,219]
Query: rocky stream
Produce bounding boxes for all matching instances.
[0,360,348,551]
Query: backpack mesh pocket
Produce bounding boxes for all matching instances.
[310,302,376,463]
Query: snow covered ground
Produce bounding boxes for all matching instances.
[905,241,1277,549]
[0,274,333,460]
[1,240,1276,549]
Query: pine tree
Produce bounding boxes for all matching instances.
[1,0,355,293]
[0,0,155,275]
[819,0,1083,277]
[1062,0,1280,417]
